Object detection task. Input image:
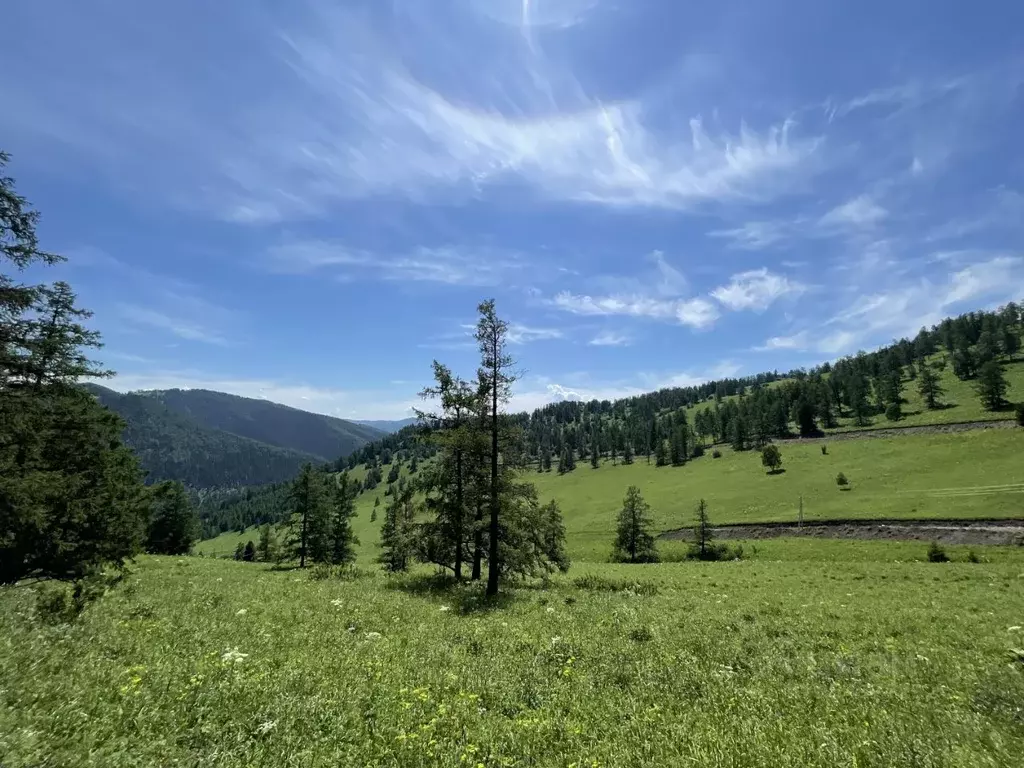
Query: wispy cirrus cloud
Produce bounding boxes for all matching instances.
[267,240,527,287]
[552,291,719,329]
[710,269,806,312]
[757,255,1024,356]
[588,330,632,347]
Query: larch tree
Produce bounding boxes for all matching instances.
[613,486,658,563]
[286,464,326,568]
[475,299,518,597]
[975,360,1009,411]
[917,364,944,409]
[329,472,358,565]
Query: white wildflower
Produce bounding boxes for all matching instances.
[221,648,248,664]
[365,631,382,641]
[551,636,563,646]
[916,654,930,663]
[348,625,356,633]
[216,578,223,583]
[546,607,555,614]
[1009,626,1022,632]
[235,609,247,616]
[330,598,344,608]
[256,720,277,735]
[439,605,451,612]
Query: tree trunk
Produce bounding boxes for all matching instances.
[454,448,463,581]
[472,497,483,580]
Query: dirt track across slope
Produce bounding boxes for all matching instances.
[780,419,1017,443]
[659,518,1024,546]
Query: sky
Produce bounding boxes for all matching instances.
[2,0,1023,420]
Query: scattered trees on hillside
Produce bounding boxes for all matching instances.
[612,486,659,563]
[283,463,356,568]
[1,151,151,583]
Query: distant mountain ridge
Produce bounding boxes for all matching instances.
[354,417,419,433]
[86,385,384,489]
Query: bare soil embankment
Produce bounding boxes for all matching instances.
[660,519,1024,546]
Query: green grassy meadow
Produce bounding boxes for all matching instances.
[200,426,1024,563]
[3,552,1023,767]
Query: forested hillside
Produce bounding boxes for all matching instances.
[86,385,330,488]
[140,388,382,459]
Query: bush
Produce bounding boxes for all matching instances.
[836,472,849,488]
[1016,403,1024,427]
[34,573,113,625]
[966,550,981,564]
[712,449,722,459]
[821,445,828,455]
[885,402,902,422]
[927,541,949,563]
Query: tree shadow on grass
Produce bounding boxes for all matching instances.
[766,468,787,476]
[385,571,519,614]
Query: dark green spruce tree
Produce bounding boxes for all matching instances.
[612,486,658,563]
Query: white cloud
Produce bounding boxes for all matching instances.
[588,330,632,347]
[675,298,720,329]
[0,3,824,221]
[552,291,718,329]
[267,241,526,287]
[707,220,794,250]
[820,195,888,227]
[711,269,806,312]
[506,323,563,344]
[117,304,229,346]
[760,255,1024,357]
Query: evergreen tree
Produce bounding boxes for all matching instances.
[257,523,277,563]
[760,444,783,474]
[146,480,199,555]
[475,300,518,597]
[690,499,716,560]
[669,427,685,466]
[242,540,256,562]
[975,360,1009,411]
[654,438,669,467]
[285,464,326,568]
[730,412,749,451]
[612,486,658,563]
[1,152,150,583]
[379,481,417,572]
[622,440,634,465]
[233,542,245,561]
[329,473,358,565]
[917,364,945,409]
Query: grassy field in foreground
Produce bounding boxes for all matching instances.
[199,427,1024,563]
[3,552,1023,767]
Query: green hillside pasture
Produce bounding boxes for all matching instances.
[199,428,1024,563]
[529,427,1024,561]
[3,554,1023,767]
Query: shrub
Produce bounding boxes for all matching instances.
[821,445,828,455]
[836,472,849,488]
[966,550,981,564]
[34,574,111,625]
[629,624,655,643]
[927,542,949,563]
[885,402,902,422]
[1016,403,1024,427]
[712,449,722,459]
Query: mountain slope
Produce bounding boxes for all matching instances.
[354,417,419,433]
[150,389,384,459]
[86,385,326,488]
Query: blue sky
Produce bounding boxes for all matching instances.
[3,0,1023,419]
